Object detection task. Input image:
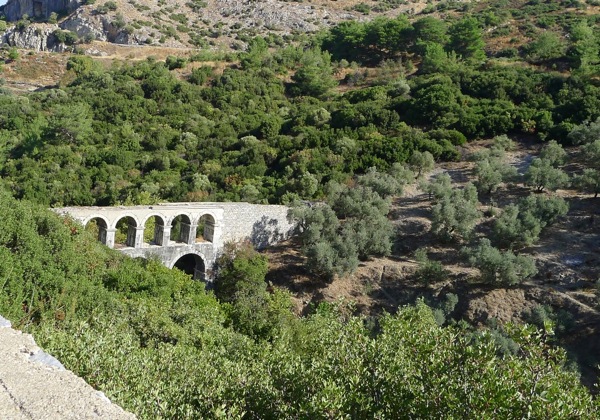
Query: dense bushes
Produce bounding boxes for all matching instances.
[0,14,597,208]
[0,137,597,417]
[290,169,404,279]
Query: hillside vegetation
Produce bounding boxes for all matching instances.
[0,0,599,417]
[0,189,597,417]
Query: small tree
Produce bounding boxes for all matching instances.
[492,134,515,151]
[165,55,187,70]
[473,157,517,195]
[539,140,567,167]
[519,194,569,226]
[570,130,600,198]
[568,21,600,70]
[48,12,58,24]
[524,158,569,192]
[414,248,448,284]
[7,48,19,62]
[573,168,600,198]
[467,239,538,285]
[409,150,435,178]
[448,17,486,61]
[567,117,600,145]
[581,140,600,167]
[291,180,394,280]
[421,172,452,201]
[470,135,518,194]
[431,183,481,241]
[493,195,568,249]
[493,204,541,249]
[213,241,285,340]
[525,32,566,63]
[358,165,413,198]
[291,48,337,97]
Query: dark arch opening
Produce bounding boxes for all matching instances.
[85,217,109,245]
[173,254,206,280]
[114,216,138,249]
[170,214,193,244]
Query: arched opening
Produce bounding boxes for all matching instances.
[143,215,167,246]
[196,214,216,243]
[172,253,206,280]
[114,216,139,249]
[85,217,109,245]
[170,214,193,244]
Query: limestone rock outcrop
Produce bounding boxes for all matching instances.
[2,24,71,52]
[0,315,136,419]
[4,0,80,22]
[59,8,107,41]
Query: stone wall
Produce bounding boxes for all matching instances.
[219,203,296,249]
[121,242,216,278]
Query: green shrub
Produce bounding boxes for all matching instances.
[466,238,538,285]
[165,55,187,70]
[431,183,481,242]
[414,248,448,283]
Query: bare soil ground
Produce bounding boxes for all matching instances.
[264,138,600,385]
[1,51,70,92]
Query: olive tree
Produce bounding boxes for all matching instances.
[569,120,600,198]
[357,165,414,198]
[539,140,567,167]
[466,238,538,285]
[493,195,569,249]
[573,168,600,198]
[431,183,481,241]
[524,158,569,192]
[525,141,569,192]
[409,150,435,178]
[290,180,394,279]
[421,172,452,201]
[473,157,517,195]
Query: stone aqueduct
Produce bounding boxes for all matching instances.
[53,202,296,280]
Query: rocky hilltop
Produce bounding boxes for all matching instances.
[0,0,421,52]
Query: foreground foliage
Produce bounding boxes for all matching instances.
[0,192,597,418]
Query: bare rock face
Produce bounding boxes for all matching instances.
[2,24,70,52]
[60,8,107,41]
[0,315,136,419]
[4,0,80,22]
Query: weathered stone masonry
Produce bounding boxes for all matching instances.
[53,202,296,280]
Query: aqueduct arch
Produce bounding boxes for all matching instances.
[84,216,110,246]
[55,202,296,281]
[170,251,207,280]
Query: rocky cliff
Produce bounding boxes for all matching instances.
[2,24,66,51]
[4,0,80,22]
